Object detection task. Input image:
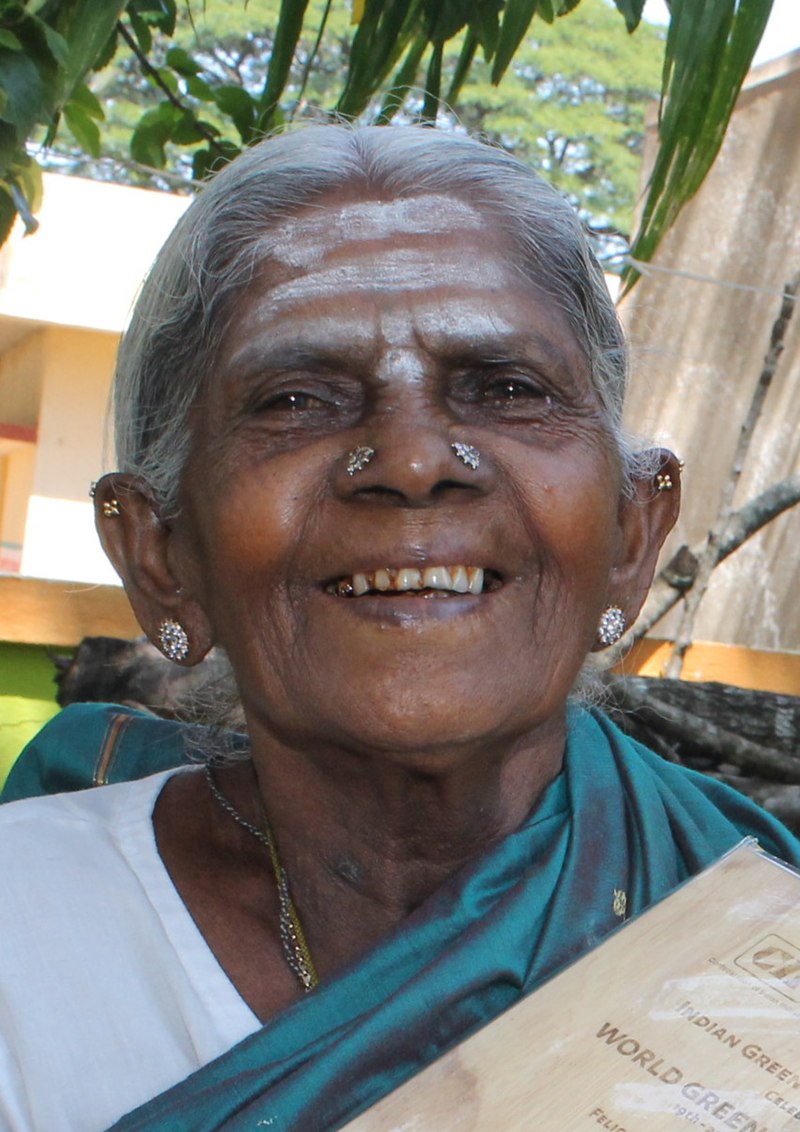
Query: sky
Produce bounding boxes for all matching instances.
[643,0,800,64]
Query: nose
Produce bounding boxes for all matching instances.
[336,424,490,506]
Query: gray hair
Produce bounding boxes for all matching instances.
[114,124,641,514]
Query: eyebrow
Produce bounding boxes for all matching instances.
[221,290,589,388]
[420,327,588,384]
[224,339,373,385]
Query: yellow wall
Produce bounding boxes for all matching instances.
[21,326,119,583]
[33,326,115,503]
[618,639,800,697]
[0,329,44,427]
[0,444,35,568]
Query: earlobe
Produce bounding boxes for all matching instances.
[93,473,213,664]
[606,448,682,633]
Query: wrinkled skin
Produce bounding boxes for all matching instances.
[97,190,679,1018]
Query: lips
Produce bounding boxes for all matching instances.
[327,565,502,597]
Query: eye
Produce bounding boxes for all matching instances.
[257,389,327,414]
[483,376,552,409]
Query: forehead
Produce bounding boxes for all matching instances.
[253,191,520,314]
[266,192,491,272]
[217,190,589,382]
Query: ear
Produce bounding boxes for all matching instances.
[93,473,213,665]
[601,449,681,640]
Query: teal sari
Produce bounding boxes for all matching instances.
[5,703,799,1131]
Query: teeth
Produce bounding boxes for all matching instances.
[335,565,491,596]
[467,567,484,595]
[422,566,452,590]
[352,573,370,596]
[396,567,422,590]
[450,565,469,593]
[374,568,392,591]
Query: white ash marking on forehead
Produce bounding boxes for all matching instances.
[267,195,488,270]
[265,251,510,307]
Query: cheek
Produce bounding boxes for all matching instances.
[522,447,621,583]
[181,465,312,618]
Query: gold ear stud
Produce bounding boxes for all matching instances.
[655,473,673,493]
[102,499,121,517]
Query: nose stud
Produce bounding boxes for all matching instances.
[346,446,376,476]
[451,442,480,470]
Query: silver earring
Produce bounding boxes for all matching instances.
[346,446,376,476]
[451,442,480,470]
[597,606,626,647]
[158,619,190,662]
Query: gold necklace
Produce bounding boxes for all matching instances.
[204,763,319,992]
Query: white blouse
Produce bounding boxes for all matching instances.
[0,770,260,1131]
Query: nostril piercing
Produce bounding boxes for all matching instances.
[346,446,376,476]
[451,442,480,470]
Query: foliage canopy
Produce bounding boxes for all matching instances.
[0,0,775,286]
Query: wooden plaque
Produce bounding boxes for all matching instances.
[344,842,800,1130]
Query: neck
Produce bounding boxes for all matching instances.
[218,713,567,976]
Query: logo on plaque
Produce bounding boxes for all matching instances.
[734,933,800,1002]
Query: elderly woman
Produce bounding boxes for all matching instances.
[1,125,798,1132]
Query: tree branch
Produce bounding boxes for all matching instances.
[116,20,224,155]
[629,470,800,645]
[606,676,800,783]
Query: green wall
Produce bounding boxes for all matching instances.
[0,642,62,784]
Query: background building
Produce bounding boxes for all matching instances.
[621,49,800,654]
[0,175,186,774]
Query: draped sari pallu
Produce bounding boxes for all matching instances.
[5,703,799,1131]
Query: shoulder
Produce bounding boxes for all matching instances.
[0,703,196,801]
[0,771,180,897]
[1,702,246,803]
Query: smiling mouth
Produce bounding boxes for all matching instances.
[326,565,503,598]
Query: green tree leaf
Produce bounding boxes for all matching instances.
[166,45,201,76]
[49,0,129,106]
[129,101,181,166]
[612,0,646,33]
[0,30,23,52]
[492,0,539,83]
[0,185,17,245]
[63,99,101,155]
[213,86,257,142]
[622,0,773,291]
[258,0,312,131]
[69,82,105,121]
[186,75,216,103]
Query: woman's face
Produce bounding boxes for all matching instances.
[173,191,635,756]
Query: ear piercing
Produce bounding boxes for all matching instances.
[346,446,376,476]
[157,619,190,662]
[655,473,673,493]
[90,481,121,515]
[597,605,626,647]
[451,442,480,470]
